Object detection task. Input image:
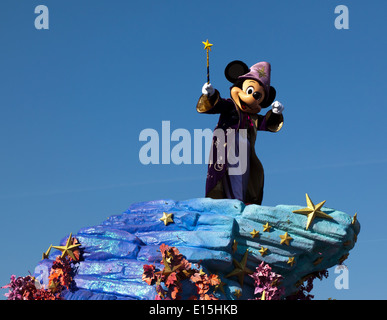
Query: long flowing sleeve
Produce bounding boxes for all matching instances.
[257,110,284,132]
[196,90,234,114]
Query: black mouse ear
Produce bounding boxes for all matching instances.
[260,86,276,108]
[224,60,249,83]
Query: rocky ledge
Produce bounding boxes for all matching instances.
[34,197,360,300]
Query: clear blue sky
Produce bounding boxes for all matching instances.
[1,0,386,300]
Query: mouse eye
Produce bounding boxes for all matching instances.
[245,86,255,95]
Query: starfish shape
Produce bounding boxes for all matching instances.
[279,232,293,246]
[160,212,174,226]
[158,255,183,278]
[42,244,52,260]
[52,233,81,260]
[287,257,295,267]
[202,39,213,51]
[234,289,242,299]
[214,277,226,294]
[352,212,357,225]
[259,246,268,256]
[250,229,260,238]
[263,222,272,232]
[292,193,333,230]
[225,250,253,287]
[257,67,267,78]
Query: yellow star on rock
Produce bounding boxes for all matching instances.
[259,246,268,256]
[263,222,272,232]
[52,233,81,260]
[287,257,295,267]
[292,193,333,230]
[214,277,226,295]
[232,240,238,253]
[202,39,213,51]
[225,250,253,287]
[352,212,357,225]
[160,212,174,226]
[234,289,242,299]
[250,229,260,238]
[279,232,293,246]
[42,245,52,260]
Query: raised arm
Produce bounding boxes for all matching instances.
[196,83,234,114]
[257,101,285,132]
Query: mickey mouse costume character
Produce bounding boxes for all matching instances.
[197,60,284,205]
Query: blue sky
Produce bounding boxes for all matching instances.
[0,0,386,299]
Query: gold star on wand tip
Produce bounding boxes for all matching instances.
[292,193,333,230]
[202,39,213,51]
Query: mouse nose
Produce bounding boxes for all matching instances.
[253,92,262,100]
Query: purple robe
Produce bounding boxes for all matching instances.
[196,90,284,205]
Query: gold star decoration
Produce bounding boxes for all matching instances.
[352,212,357,225]
[263,222,272,232]
[52,233,81,261]
[42,244,52,260]
[48,280,60,293]
[292,193,333,230]
[225,250,253,287]
[259,246,268,257]
[160,212,174,226]
[234,289,242,299]
[257,67,267,78]
[159,255,183,278]
[287,257,295,267]
[279,232,293,246]
[214,276,226,295]
[202,39,213,51]
[250,229,260,238]
[232,240,238,253]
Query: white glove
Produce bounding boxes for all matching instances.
[202,82,215,96]
[271,101,284,114]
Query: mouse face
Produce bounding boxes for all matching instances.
[225,60,277,114]
[230,79,265,114]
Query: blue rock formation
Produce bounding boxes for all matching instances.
[34,198,360,300]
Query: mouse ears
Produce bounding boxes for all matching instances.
[224,60,249,83]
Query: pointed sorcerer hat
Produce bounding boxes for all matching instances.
[238,61,271,97]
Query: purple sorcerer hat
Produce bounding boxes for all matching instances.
[238,62,271,97]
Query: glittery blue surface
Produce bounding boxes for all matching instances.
[34,198,360,300]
